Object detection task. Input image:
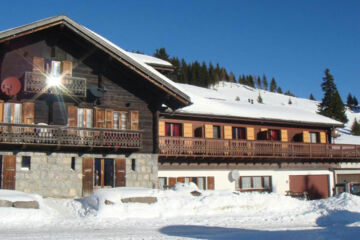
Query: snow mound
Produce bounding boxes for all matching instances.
[0,189,42,202]
[172,182,199,191]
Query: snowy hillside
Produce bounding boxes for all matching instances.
[174,81,360,144]
[1,187,360,239]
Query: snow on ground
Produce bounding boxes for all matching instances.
[1,186,360,239]
[174,81,360,144]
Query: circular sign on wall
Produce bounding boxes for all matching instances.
[1,77,21,96]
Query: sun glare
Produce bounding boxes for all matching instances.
[46,75,61,87]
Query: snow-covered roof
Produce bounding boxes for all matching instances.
[171,82,343,127]
[0,15,190,106]
[126,52,173,67]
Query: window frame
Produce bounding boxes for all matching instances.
[213,125,221,139]
[165,122,183,137]
[239,176,272,192]
[232,127,247,140]
[21,156,31,171]
[309,132,320,143]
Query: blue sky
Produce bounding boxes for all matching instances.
[0,0,358,100]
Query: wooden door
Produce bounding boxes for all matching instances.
[3,155,16,190]
[82,157,94,196]
[115,158,126,187]
[289,175,329,200]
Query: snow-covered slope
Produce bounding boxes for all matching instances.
[173,81,360,144]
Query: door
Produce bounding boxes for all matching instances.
[94,158,114,188]
[82,157,94,196]
[3,155,16,190]
[115,158,126,187]
[289,175,329,200]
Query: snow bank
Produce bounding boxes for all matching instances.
[0,189,42,202]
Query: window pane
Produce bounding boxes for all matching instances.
[77,108,84,127]
[86,109,93,128]
[121,112,127,130]
[185,177,190,184]
[213,126,220,138]
[264,177,271,189]
[159,177,167,190]
[14,103,22,123]
[241,177,251,189]
[172,124,181,136]
[198,177,205,190]
[232,127,237,139]
[253,177,262,189]
[4,103,11,123]
[113,112,119,129]
[165,123,171,136]
[310,133,317,143]
[239,128,246,139]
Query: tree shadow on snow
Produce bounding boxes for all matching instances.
[159,210,360,240]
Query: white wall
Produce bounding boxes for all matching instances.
[159,169,334,196]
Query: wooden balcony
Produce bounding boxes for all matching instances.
[24,72,87,97]
[159,136,360,161]
[0,123,141,150]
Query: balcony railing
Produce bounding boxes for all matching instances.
[159,136,360,161]
[24,72,87,97]
[0,123,141,149]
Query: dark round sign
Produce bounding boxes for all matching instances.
[1,77,21,96]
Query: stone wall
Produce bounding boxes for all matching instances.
[125,153,158,188]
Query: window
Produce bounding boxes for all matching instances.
[113,111,128,130]
[71,157,76,170]
[158,177,167,190]
[21,156,31,170]
[165,123,182,137]
[3,103,22,123]
[268,129,280,141]
[309,132,320,143]
[131,159,136,171]
[213,125,221,139]
[194,126,203,138]
[232,127,246,140]
[239,176,272,191]
[165,176,209,190]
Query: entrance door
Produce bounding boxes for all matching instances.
[2,155,16,190]
[94,158,114,189]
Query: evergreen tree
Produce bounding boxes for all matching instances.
[288,98,292,105]
[277,87,283,94]
[247,75,255,87]
[309,93,316,100]
[318,69,348,123]
[153,48,170,61]
[229,72,236,83]
[347,93,353,107]
[270,78,277,92]
[353,96,358,106]
[262,75,268,90]
[256,76,262,89]
[257,93,263,103]
[351,118,360,136]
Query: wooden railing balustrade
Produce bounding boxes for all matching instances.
[24,72,87,97]
[159,136,360,160]
[0,123,141,149]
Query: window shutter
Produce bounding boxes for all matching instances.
[320,132,326,143]
[205,124,213,138]
[246,127,255,140]
[94,108,105,128]
[177,177,185,183]
[130,110,139,130]
[224,125,232,139]
[183,123,193,138]
[62,61,73,76]
[303,131,310,143]
[0,100,3,123]
[158,121,165,137]
[115,158,126,187]
[22,102,35,124]
[207,176,215,190]
[33,57,45,73]
[168,177,176,187]
[67,105,78,127]
[105,109,113,129]
[281,129,288,142]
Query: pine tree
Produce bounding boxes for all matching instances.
[229,72,236,83]
[277,87,283,94]
[153,48,170,61]
[318,68,348,123]
[351,118,360,136]
[309,93,315,100]
[347,93,353,107]
[270,78,277,92]
[247,75,255,87]
[288,98,292,105]
[256,76,262,89]
[262,75,268,90]
[257,93,263,103]
[353,96,358,106]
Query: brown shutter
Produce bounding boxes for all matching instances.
[320,132,326,143]
[158,121,165,137]
[303,131,310,143]
[224,125,232,139]
[205,124,213,138]
[33,57,45,73]
[183,123,193,138]
[177,177,185,183]
[105,109,113,129]
[115,158,126,187]
[3,155,16,190]
[82,157,94,196]
[62,61,73,76]
[281,129,288,142]
[94,108,105,128]
[0,100,3,123]
[168,177,176,187]
[246,127,255,140]
[207,176,215,190]
[130,110,139,130]
[67,105,77,127]
[22,102,35,124]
